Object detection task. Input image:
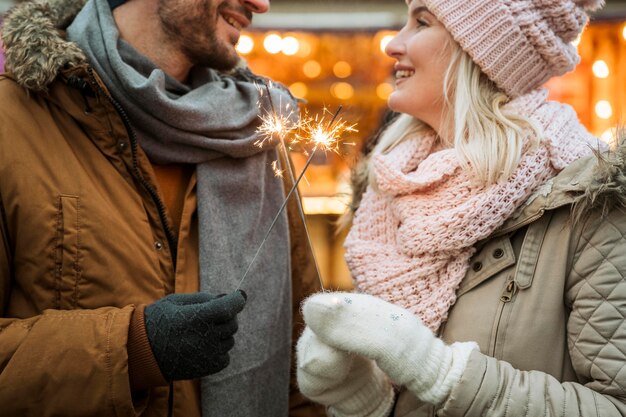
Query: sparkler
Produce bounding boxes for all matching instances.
[236,102,355,290]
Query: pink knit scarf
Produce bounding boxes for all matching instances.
[344,90,601,332]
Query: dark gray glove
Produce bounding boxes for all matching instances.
[144,290,247,381]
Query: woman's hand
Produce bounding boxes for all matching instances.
[297,327,395,417]
[302,292,478,406]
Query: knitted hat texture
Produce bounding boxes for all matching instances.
[422,0,604,97]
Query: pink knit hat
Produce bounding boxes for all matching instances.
[422,0,604,97]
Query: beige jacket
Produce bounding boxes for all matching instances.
[395,141,626,416]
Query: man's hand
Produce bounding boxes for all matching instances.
[144,290,247,380]
[297,327,395,417]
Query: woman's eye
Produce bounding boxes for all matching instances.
[415,18,429,28]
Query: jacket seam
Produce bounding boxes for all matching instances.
[106,311,116,416]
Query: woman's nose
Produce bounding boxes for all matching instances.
[385,31,406,58]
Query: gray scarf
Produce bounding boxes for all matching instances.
[67,1,296,415]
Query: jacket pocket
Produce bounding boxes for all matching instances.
[53,195,82,309]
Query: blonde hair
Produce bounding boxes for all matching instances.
[367,42,541,189]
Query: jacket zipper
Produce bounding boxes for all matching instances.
[490,279,518,357]
[85,69,177,417]
[85,68,178,265]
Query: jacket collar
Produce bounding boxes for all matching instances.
[1,0,88,92]
[498,130,626,235]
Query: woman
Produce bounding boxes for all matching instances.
[296,0,626,416]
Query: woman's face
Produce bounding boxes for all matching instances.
[385,0,453,133]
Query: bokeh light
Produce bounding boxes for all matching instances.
[282,36,300,56]
[600,128,615,145]
[380,35,395,54]
[595,100,613,120]
[289,82,308,99]
[376,83,394,100]
[236,34,254,55]
[592,60,610,78]
[297,39,312,58]
[303,60,322,78]
[264,34,283,54]
[333,61,352,79]
[331,82,355,100]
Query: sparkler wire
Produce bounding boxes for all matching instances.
[235,105,344,290]
[263,83,324,289]
[235,152,316,290]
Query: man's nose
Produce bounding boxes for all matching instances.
[242,0,270,14]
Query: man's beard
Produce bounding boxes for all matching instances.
[158,0,240,71]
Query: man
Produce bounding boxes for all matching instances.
[0,0,325,415]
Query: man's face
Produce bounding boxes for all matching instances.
[158,0,269,71]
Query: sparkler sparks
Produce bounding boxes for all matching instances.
[236,104,355,290]
[255,82,298,148]
[296,109,358,154]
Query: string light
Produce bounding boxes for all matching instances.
[592,60,609,78]
[595,100,613,120]
[303,60,322,78]
[289,82,308,99]
[281,36,300,56]
[331,82,354,100]
[600,128,615,146]
[297,39,312,58]
[236,34,254,55]
[333,61,352,79]
[264,34,283,54]
[380,35,395,54]
[376,83,394,100]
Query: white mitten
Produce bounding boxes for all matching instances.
[297,327,395,417]
[303,292,478,406]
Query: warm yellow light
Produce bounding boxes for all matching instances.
[572,33,582,47]
[380,35,395,54]
[236,35,254,55]
[595,100,613,120]
[600,128,615,145]
[331,82,354,100]
[623,24,626,41]
[376,83,394,100]
[592,60,610,78]
[264,34,283,54]
[302,196,349,215]
[303,60,322,78]
[297,39,312,57]
[289,82,308,98]
[281,36,300,56]
[333,61,352,79]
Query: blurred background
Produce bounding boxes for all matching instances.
[1,0,625,289]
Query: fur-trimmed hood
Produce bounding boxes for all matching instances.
[569,130,626,222]
[1,0,88,91]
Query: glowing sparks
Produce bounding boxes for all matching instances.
[295,108,358,154]
[237,105,357,289]
[256,111,297,147]
[271,160,285,178]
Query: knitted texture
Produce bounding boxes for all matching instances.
[344,90,601,333]
[144,291,246,381]
[422,0,604,97]
[303,292,479,406]
[297,327,395,417]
